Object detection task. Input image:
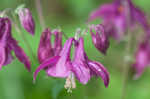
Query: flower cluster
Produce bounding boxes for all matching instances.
[1,0,150,93]
[34,29,109,91]
[0,4,109,91]
[89,0,150,78]
[88,0,150,41]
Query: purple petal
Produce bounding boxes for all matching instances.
[33,56,60,81]
[46,38,74,78]
[113,15,127,40]
[0,18,12,42]
[72,37,91,84]
[52,29,62,56]
[38,28,54,63]
[88,60,109,87]
[133,8,150,34]
[88,4,116,22]
[3,51,13,66]
[0,45,6,70]
[133,42,150,79]
[0,18,12,69]
[9,39,31,72]
[128,0,150,34]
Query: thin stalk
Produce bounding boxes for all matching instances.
[35,0,46,30]
[120,34,132,99]
[11,14,38,70]
[120,0,132,98]
[62,31,69,40]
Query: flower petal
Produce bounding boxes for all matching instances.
[128,0,150,34]
[2,47,13,66]
[133,42,150,79]
[88,60,109,87]
[33,56,60,81]
[9,38,31,72]
[88,4,116,22]
[38,28,54,63]
[72,37,91,84]
[47,38,74,78]
[52,29,62,56]
[0,45,6,70]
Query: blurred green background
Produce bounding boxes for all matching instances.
[0,0,150,99]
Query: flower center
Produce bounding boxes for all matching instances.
[118,5,124,13]
[64,72,76,93]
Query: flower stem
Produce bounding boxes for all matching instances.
[11,14,38,71]
[120,30,132,99]
[35,0,46,30]
[121,0,133,98]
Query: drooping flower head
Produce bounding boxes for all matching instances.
[17,7,35,35]
[133,41,150,79]
[88,0,150,40]
[34,30,109,92]
[37,28,62,63]
[0,17,31,71]
[89,24,109,54]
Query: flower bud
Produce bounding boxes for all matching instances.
[18,8,35,35]
[90,24,109,54]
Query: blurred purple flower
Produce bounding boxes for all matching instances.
[34,36,109,87]
[88,0,150,40]
[133,41,150,79]
[18,8,35,35]
[89,24,109,54]
[37,28,62,63]
[0,17,31,71]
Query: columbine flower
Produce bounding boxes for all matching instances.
[89,24,109,54]
[0,17,31,71]
[133,41,150,79]
[37,28,62,63]
[72,37,109,86]
[88,0,150,40]
[18,8,35,35]
[34,36,109,92]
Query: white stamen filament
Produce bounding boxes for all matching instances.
[64,72,76,93]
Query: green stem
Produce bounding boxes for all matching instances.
[120,0,133,98]
[11,14,38,71]
[35,0,46,30]
[120,31,132,99]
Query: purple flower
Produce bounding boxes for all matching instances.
[133,41,150,79]
[18,8,35,35]
[89,24,109,54]
[88,0,150,40]
[0,17,31,71]
[72,37,109,86]
[35,38,73,80]
[34,36,109,88]
[37,28,62,63]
